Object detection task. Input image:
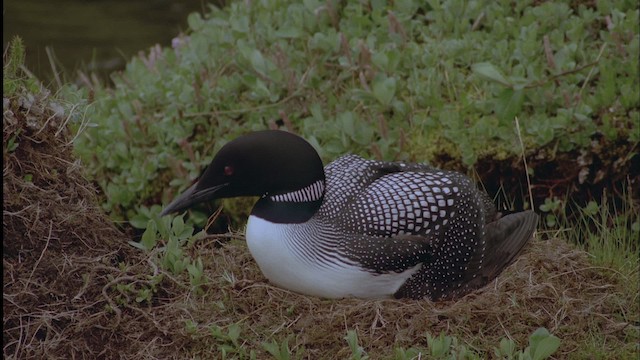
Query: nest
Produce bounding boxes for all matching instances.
[3,88,638,359]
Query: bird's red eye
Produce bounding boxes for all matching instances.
[223,165,234,176]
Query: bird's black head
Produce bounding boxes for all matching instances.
[160,130,325,216]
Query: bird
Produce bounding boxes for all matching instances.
[160,130,538,300]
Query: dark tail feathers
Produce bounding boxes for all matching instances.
[479,210,539,281]
[442,210,539,300]
[397,210,538,301]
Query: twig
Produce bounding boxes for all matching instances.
[56,103,79,137]
[471,12,485,31]
[524,59,600,89]
[182,90,303,117]
[101,275,139,326]
[578,43,607,102]
[45,46,63,90]
[68,102,94,145]
[204,205,224,233]
[24,221,53,293]
[514,117,535,213]
[543,35,557,71]
[548,266,630,281]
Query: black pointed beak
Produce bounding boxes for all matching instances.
[160,182,228,216]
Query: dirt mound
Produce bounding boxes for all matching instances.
[3,88,141,358]
[3,87,637,359]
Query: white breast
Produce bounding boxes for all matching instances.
[245,215,421,298]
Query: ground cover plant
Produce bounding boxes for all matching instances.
[72,0,638,226]
[3,0,639,358]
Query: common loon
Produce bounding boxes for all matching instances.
[160,130,538,300]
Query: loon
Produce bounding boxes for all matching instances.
[160,130,538,300]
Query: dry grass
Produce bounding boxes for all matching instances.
[3,88,638,359]
[185,235,638,359]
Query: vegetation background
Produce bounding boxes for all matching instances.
[3,0,638,358]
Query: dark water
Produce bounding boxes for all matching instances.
[3,0,212,84]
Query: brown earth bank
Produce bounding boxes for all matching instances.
[3,89,638,359]
[432,137,639,220]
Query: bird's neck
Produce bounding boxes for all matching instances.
[250,179,325,224]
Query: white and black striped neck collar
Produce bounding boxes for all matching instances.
[251,180,325,224]
[268,180,325,203]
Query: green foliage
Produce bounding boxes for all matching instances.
[494,328,561,360]
[571,190,638,270]
[6,129,20,153]
[3,36,34,96]
[538,183,639,273]
[345,330,369,360]
[539,197,563,227]
[265,328,560,359]
[209,323,257,359]
[396,328,559,359]
[393,346,425,360]
[262,336,304,360]
[110,271,164,308]
[4,36,26,79]
[421,332,480,359]
[71,0,639,227]
[129,213,206,292]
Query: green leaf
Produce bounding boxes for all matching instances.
[171,215,185,238]
[139,220,158,251]
[498,338,516,357]
[532,335,561,360]
[129,213,149,229]
[427,333,452,357]
[371,51,388,70]
[372,76,397,106]
[262,341,280,358]
[187,12,205,31]
[7,133,19,152]
[157,213,171,239]
[252,78,272,98]
[275,26,303,39]
[345,330,368,360]
[227,323,241,346]
[262,338,291,360]
[250,49,277,80]
[496,88,525,123]
[472,62,511,86]
[529,328,560,360]
[583,201,599,216]
[128,240,147,250]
